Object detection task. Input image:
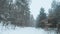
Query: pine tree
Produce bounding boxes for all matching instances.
[36,7,47,27]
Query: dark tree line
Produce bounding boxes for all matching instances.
[0,0,33,27]
[36,0,60,29]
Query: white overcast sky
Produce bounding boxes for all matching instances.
[30,0,53,19]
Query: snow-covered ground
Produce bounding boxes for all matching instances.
[0,23,57,34]
[0,27,57,34]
